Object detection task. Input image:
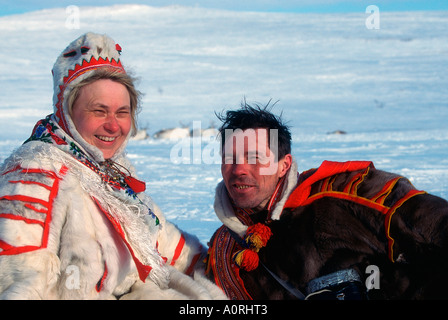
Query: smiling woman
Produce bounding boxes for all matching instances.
[71,78,132,159]
[67,67,141,137]
[0,32,225,300]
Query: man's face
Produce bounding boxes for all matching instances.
[221,128,292,210]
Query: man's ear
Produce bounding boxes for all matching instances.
[278,154,293,178]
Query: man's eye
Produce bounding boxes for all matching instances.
[223,156,233,164]
[247,155,258,163]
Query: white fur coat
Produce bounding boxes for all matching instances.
[0,142,226,300]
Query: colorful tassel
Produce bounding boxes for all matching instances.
[245,223,273,250]
[233,249,259,272]
[233,223,273,271]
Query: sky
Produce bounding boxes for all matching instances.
[1,0,447,16]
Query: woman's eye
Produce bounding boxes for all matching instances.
[94,110,106,116]
[117,110,130,117]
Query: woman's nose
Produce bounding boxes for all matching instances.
[104,115,120,132]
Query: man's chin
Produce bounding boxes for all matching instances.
[230,196,262,210]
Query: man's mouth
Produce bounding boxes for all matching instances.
[96,135,117,142]
[233,184,254,190]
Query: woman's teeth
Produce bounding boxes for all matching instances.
[97,135,116,142]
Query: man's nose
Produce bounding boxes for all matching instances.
[231,162,249,176]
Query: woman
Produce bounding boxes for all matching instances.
[0,32,225,299]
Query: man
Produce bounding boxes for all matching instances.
[204,102,448,300]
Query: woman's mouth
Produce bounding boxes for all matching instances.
[96,135,117,142]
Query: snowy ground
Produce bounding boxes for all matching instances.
[0,5,447,244]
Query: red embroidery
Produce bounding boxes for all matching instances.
[170,234,186,266]
[0,165,68,255]
[96,262,108,293]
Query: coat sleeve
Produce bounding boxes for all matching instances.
[147,200,205,275]
[0,163,67,299]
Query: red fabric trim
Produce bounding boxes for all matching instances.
[371,177,402,204]
[0,239,14,251]
[0,213,45,227]
[283,160,426,263]
[1,164,21,176]
[343,167,370,194]
[170,234,186,266]
[19,168,61,178]
[267,175,286,212]
[185,247,203,276]
[63,56,123,86]
[24,203,48,214]
[208,226,252,300]
[0,194,49,207]
[0,244,40,255]
[384,189,426,262]
[41,166,68,249]
[92,198,153,282]
[95,262,108,293]
[0,165,67,256]
[301,191,389,214]
[284,160,374,209]
[8,180,52,190]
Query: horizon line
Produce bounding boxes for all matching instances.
[1,3,447,17]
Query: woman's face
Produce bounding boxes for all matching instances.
[71,79,132,159]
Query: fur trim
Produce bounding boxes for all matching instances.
[270,159,298,220]
[120,266,227,300]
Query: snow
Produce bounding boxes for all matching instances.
[0,5,447,244]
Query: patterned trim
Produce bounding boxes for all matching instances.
[287,161,426,263]
[208,225,252,300]
[0,165,68,255]
[207,178,287,299]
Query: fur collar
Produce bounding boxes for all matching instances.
[213,158,298,237]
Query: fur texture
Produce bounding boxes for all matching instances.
[209,159,448,299]
[0,142,222,299]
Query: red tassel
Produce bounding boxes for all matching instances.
[233,223,273,272]
[124,176,146,193]
[233,249,259,271]
[245,223,273,249]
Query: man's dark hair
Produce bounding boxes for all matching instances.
[216,100,291,160]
